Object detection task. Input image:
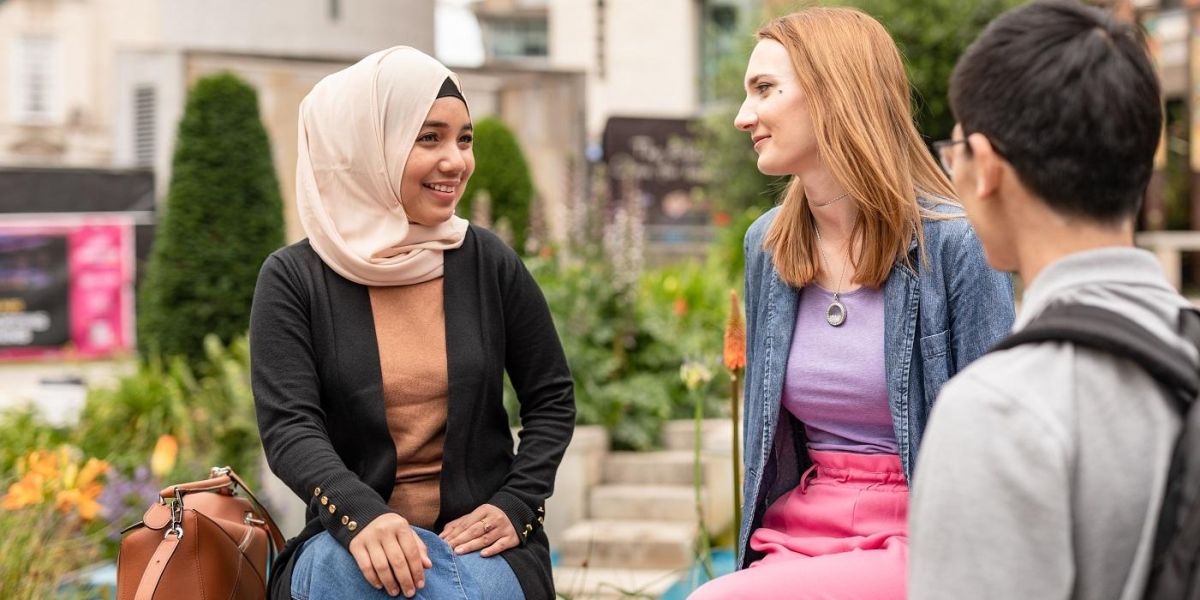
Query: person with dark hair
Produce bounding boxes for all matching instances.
[909,1,1192,598]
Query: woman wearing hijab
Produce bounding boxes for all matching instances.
[689,8,1013,599]
[250,46,574,600]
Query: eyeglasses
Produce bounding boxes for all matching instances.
[931,138,968,178]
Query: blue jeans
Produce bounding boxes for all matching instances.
[291,528,523,600]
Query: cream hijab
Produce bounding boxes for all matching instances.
[296,46,469,286]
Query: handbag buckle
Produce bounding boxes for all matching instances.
[165,488,185,540]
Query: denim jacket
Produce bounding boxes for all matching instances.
[737,202,1015,567]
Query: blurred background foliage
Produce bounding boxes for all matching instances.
[0,1,1064,590]
[458,116,536,252]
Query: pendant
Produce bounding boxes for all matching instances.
[826,297,847,327]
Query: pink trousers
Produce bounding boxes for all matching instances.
[689,450,909,600]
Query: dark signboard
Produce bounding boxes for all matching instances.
[0,233,70,348]
[602,116,711,226]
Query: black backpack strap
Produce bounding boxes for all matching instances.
[993,303,1200,599]
[1147,309,1200,599]
[990,303,1199,410]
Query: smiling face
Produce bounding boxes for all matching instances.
[734,39,818,177]
[399,96,475,226]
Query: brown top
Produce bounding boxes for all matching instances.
[368,278,447,529]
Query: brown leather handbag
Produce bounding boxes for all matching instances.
[116,466,286,600]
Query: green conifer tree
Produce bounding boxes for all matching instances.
[137,73,284,364]
[458,117,534,252]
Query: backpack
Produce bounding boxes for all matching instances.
[989,302,1200,600]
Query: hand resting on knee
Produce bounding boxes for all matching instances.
[348,513,432,598]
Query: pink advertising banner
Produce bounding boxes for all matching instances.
[0,218,135,361]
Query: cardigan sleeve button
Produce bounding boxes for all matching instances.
[348,521,358,531]
[314,487,321,497]
[328,504,336,513]
[320,496,329,506]
[341,516,349,525]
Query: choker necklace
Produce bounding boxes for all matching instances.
[813,227,847,327]
[810,192,850,208]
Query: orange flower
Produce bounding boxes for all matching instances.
[77,458,110,489]
[723,290,746,372]
[2,473,47,510]
[55,458,108,520]
[673,297,689,316]
[2,450,57,510]
[26,449,60,480]
[150,434,179,478]
[55,487,104,521]
[1,448,109,519]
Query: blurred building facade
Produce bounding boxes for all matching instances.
[1,0,590,247]
[0,0,434,172]
[1125,0,1191,233]
[474,0,754,142]
[0,0,437,242]
[473,0,757,260]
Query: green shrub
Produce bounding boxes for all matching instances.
[712,206,766,282]
[0,338,259,567]
[522,250,734,450]
[839,0,1024,142]
[0,497,101,598]
[75,335,260,483]
[459,117,534,252]
[0,407,71,477]
[138,72,285,364]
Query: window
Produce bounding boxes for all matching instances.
[485,17,549,60]
[596,0,606,78]
[133,86,157,167]
[700,2,741,104]
[11,36,59,123]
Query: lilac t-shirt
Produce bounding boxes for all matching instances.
[780,284,897,454]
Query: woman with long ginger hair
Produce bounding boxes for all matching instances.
[690,8,1014,599]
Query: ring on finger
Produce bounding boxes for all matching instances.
[480,519,493,532]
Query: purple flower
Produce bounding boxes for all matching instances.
[98,466,160,541]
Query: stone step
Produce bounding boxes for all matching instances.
[559,519,697,570]
[553,566,682,599]
[602,450,717,486]
[590,484,733,533]
[662,418,735,453]
[590,484,696,522]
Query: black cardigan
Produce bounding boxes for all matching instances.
[249,226,575,600]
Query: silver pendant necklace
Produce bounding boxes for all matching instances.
[813,227,847,327]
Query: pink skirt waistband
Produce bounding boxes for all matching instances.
[803,449,906,489]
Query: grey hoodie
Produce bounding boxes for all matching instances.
[909,247,1193,600]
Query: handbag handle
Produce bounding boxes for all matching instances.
[157,467,287,553]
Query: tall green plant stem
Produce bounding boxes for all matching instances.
[694,392,715,581]
[731,370,742,545]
